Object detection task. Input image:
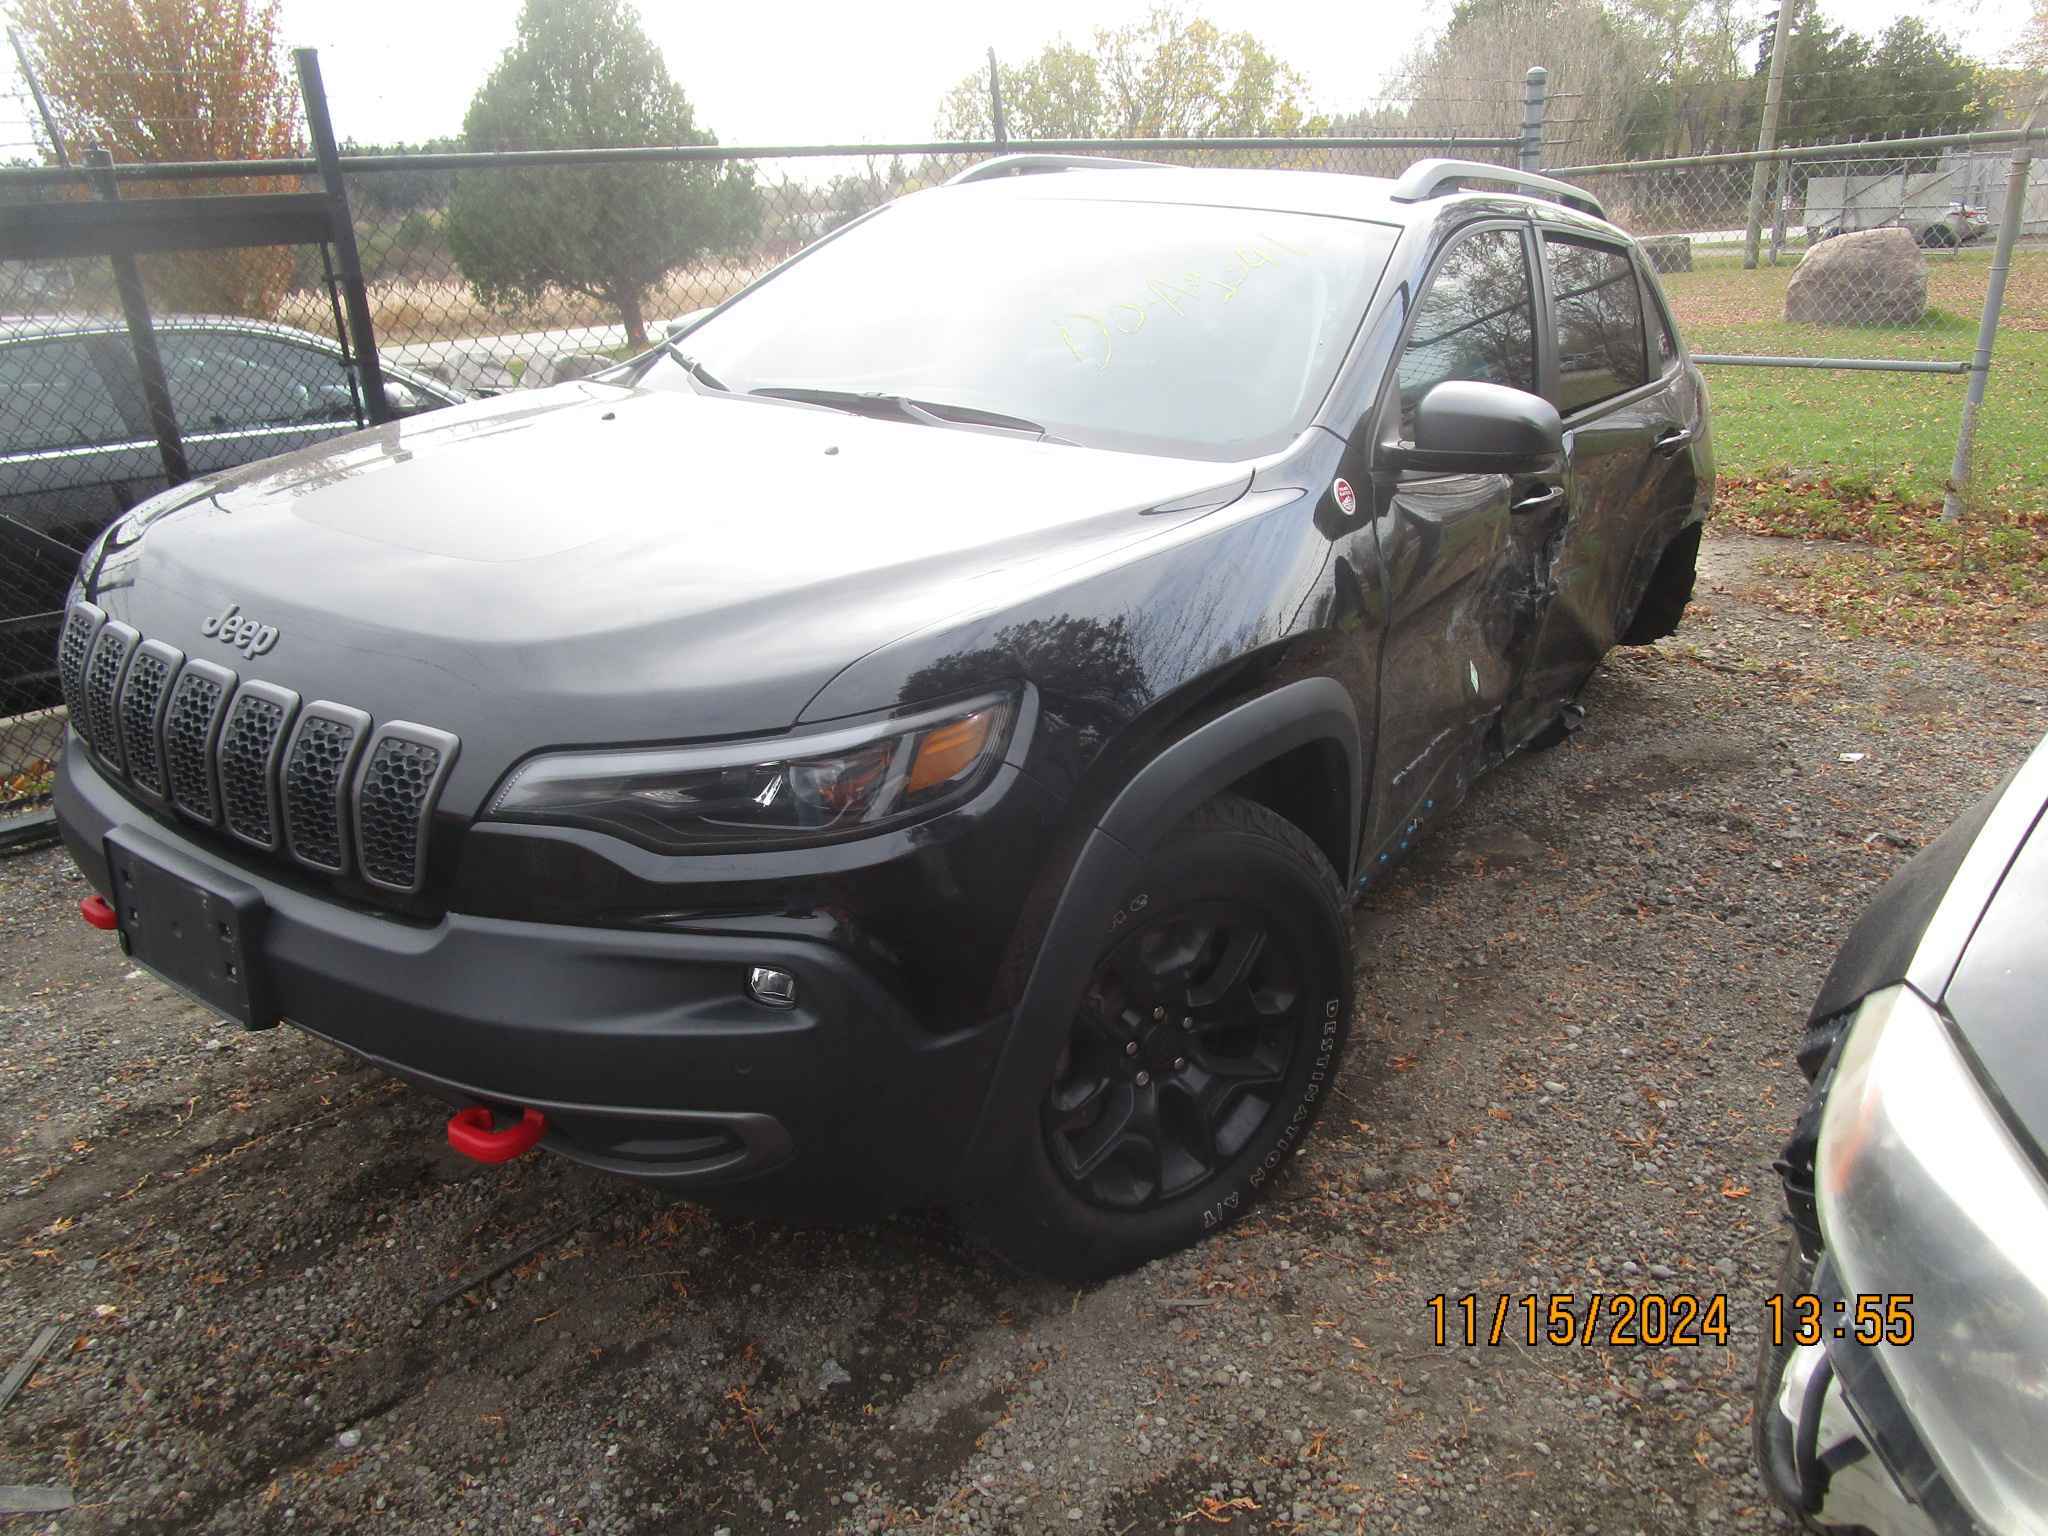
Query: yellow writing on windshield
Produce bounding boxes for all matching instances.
[1057,234,1302,369]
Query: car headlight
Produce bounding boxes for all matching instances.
[1818,984,2048,1534]
[485,691,1017,852]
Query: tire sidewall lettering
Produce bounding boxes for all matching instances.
[1203,995,1343,1221]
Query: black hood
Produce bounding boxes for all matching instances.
[88,382,1249,813]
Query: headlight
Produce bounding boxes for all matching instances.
[485,691,1017,852]
[1818,984,2048,1534]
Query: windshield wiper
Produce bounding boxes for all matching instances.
[655,340,729,393]
[746,386,1070,444]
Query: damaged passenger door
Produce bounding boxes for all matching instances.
[1500,231,1677,748]
[1364,220,1565,857]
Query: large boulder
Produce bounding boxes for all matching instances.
[1785,227,1926,327]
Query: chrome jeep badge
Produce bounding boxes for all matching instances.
[200,602,279,659]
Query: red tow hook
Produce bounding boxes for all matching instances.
[446,1105,547,1164]
[79,894,118,931]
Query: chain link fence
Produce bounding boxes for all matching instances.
[1552,134,2048,345]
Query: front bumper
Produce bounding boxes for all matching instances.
[1761,1334,1946,1536]
[1756,1002,1985,1536]
[58,740,1010,1212]
[1755,1252,1978,1536]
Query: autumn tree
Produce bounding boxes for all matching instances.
[935,7,1320,140]
[7,0,303,315]
[445,0,759,346]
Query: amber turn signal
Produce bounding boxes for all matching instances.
[906,707,999,796]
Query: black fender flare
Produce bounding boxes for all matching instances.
[956,677,1361,1189]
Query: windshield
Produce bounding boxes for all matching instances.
[646,191,1400,461]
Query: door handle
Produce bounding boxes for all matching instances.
[1511,484,1566,515]
[1653,426,1694,456]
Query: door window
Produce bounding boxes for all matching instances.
[1395,227,1538,439]
[157,330,361,433]
[1544,236,1647,412]
[0,338,131,453]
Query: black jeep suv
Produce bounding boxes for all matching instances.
[53,157,1711,1279]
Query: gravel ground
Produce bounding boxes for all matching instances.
[1,531,2042,1536]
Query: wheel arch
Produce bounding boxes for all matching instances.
[956,677,1361,1191]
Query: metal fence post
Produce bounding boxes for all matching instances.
[84,148,189,487]
[293,48,391,425]
[1942,101,2045,523]
[1520,67,1548,173]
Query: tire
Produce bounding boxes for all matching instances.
[1620,521,1701,645]
[966,793,1354,1282]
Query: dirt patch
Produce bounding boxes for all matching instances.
[3,529,2042,1534]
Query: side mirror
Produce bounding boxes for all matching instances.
[383,380,424,417]
[1387,381,1562,474]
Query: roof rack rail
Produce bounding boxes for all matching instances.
[946,153,1169,186]
[1389,159,1605,220]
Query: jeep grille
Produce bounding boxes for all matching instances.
[58,602,458,895]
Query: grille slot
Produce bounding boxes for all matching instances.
[117,641,183,798]
[163,659,238,825]
[354,723,459,893]
[281,703,370,874]
[83,621,140,771]
[58,602,104,728]
[218,682,299,850]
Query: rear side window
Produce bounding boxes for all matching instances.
[1396,227,1538,437]
[1544,235,1646,412]
[0,338,131,453]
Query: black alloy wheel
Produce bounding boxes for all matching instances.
[1045,897,1305,1210]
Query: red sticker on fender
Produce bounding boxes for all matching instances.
[1333,477,1357,516]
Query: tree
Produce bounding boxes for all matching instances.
[1359,0,1663,165]
[1611,0,1756,156]
[1744,11,1981,143]
[444,0,758,345]
[8,0,303,316]
[1867,17,1985,136]
[935,7,1320,140]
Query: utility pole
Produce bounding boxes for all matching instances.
[1743,0,1799,269]
[988,47,1007,151]
[8,25,69,167]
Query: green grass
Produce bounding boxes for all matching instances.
[1654,245,2048,645]
[1659,245,2048,513]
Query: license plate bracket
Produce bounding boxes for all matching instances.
[103,827,276,1029]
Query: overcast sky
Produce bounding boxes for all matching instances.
[3,0,2034,157]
